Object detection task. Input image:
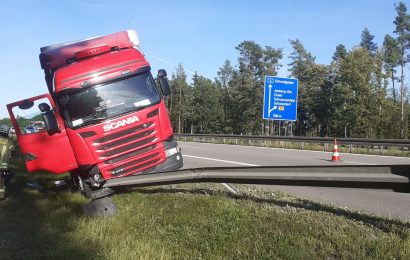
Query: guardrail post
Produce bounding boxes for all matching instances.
[235,139,238,145]
[223,138,225,144]
[301,142,304,150]
[349,144,353,153]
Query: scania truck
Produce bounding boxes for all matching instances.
[6,30,183,199]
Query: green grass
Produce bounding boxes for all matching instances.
[1,156,410,259]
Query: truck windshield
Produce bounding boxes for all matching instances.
[64,72,160,128]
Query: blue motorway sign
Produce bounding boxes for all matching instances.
[263,76,298,121]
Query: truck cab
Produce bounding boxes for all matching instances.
[6,30,183,198]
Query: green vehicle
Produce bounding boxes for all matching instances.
[0,136,12,199]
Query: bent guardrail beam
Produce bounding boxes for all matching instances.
[103,165,410,192]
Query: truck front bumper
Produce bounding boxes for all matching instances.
[154,140,183,172]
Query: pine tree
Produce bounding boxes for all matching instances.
[231,41,283,135]
[192,74,224,133]
[328,44,347,137]
[288,39,327,136]
[382,34,400,102]
[216,60,236,133]
[233,41,265,134]
[360,27,378,56]
[168,64,193,133]
[338,48,376,137]
[393,2,410,138]
[332,44,347,61]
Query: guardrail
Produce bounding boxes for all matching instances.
[174,133,410,154]
[93,164,410,216]
[103,165,410,192]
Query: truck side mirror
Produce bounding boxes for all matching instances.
[18,99,34,110]
[38,103,60,135]
[157,69,170,96]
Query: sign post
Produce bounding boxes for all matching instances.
[263,76,298,121]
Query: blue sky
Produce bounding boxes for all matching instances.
[0,0,407,118]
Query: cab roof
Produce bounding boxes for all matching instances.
[54,48,149,93]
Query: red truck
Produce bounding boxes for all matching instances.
[6,30,183,199]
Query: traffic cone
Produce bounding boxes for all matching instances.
[331,139,341,161]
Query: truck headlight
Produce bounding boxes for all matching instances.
[165,146,179,158]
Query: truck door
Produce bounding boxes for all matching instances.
[6,94,78,174]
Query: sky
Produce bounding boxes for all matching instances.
[0,0,408,118]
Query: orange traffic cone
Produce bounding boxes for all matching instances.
[331,139,341,161]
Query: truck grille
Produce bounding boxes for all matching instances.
[94,122,153,143]
[93,120,165,177]
[109,152,161,176]
[99,136,156,157]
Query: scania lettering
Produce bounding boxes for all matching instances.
[6,30,183,199]
[103,116,140,132]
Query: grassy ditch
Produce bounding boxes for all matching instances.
[1,157,410,259]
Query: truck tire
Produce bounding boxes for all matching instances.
[69,172,93,199]
[78,176,93,199]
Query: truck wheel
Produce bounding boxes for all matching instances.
[78,176,93,199]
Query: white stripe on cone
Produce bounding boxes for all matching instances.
[332,139,341,161]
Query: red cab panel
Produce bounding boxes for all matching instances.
[40,30,139,71]
[73,101,169,179]
[6,94,78,174]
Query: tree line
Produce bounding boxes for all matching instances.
[166,2,410,139]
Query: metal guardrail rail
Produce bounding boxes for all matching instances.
[175,133,410,148]
[91,164,410,216]
[103,165,410,192]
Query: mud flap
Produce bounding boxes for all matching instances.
[82,196,117,217]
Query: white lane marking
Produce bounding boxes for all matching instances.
[182,146,201,149]
[184,154,260,166]
[342,161,375,165]
[178,141,410,160]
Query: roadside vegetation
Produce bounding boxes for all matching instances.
[162,2,410,140]
[1,154,410,259]
[2,3,410,142]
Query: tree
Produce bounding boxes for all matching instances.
[360,27,378,56]
[192,73,224,133]
[231,41,283,135]
[382,34,400,102]
[263,46,284,76]
[0,118,12,127]
[288,39,327,136]
[288,39,316,79]
[338,48,377,137]
[216,60,236,133]
[168,64,193,133]
[393,1,410,138]
[262,46,284,135]
[332,44,347,61]
[327,44,347,137]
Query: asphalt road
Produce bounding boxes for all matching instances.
[178,141,410,222]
